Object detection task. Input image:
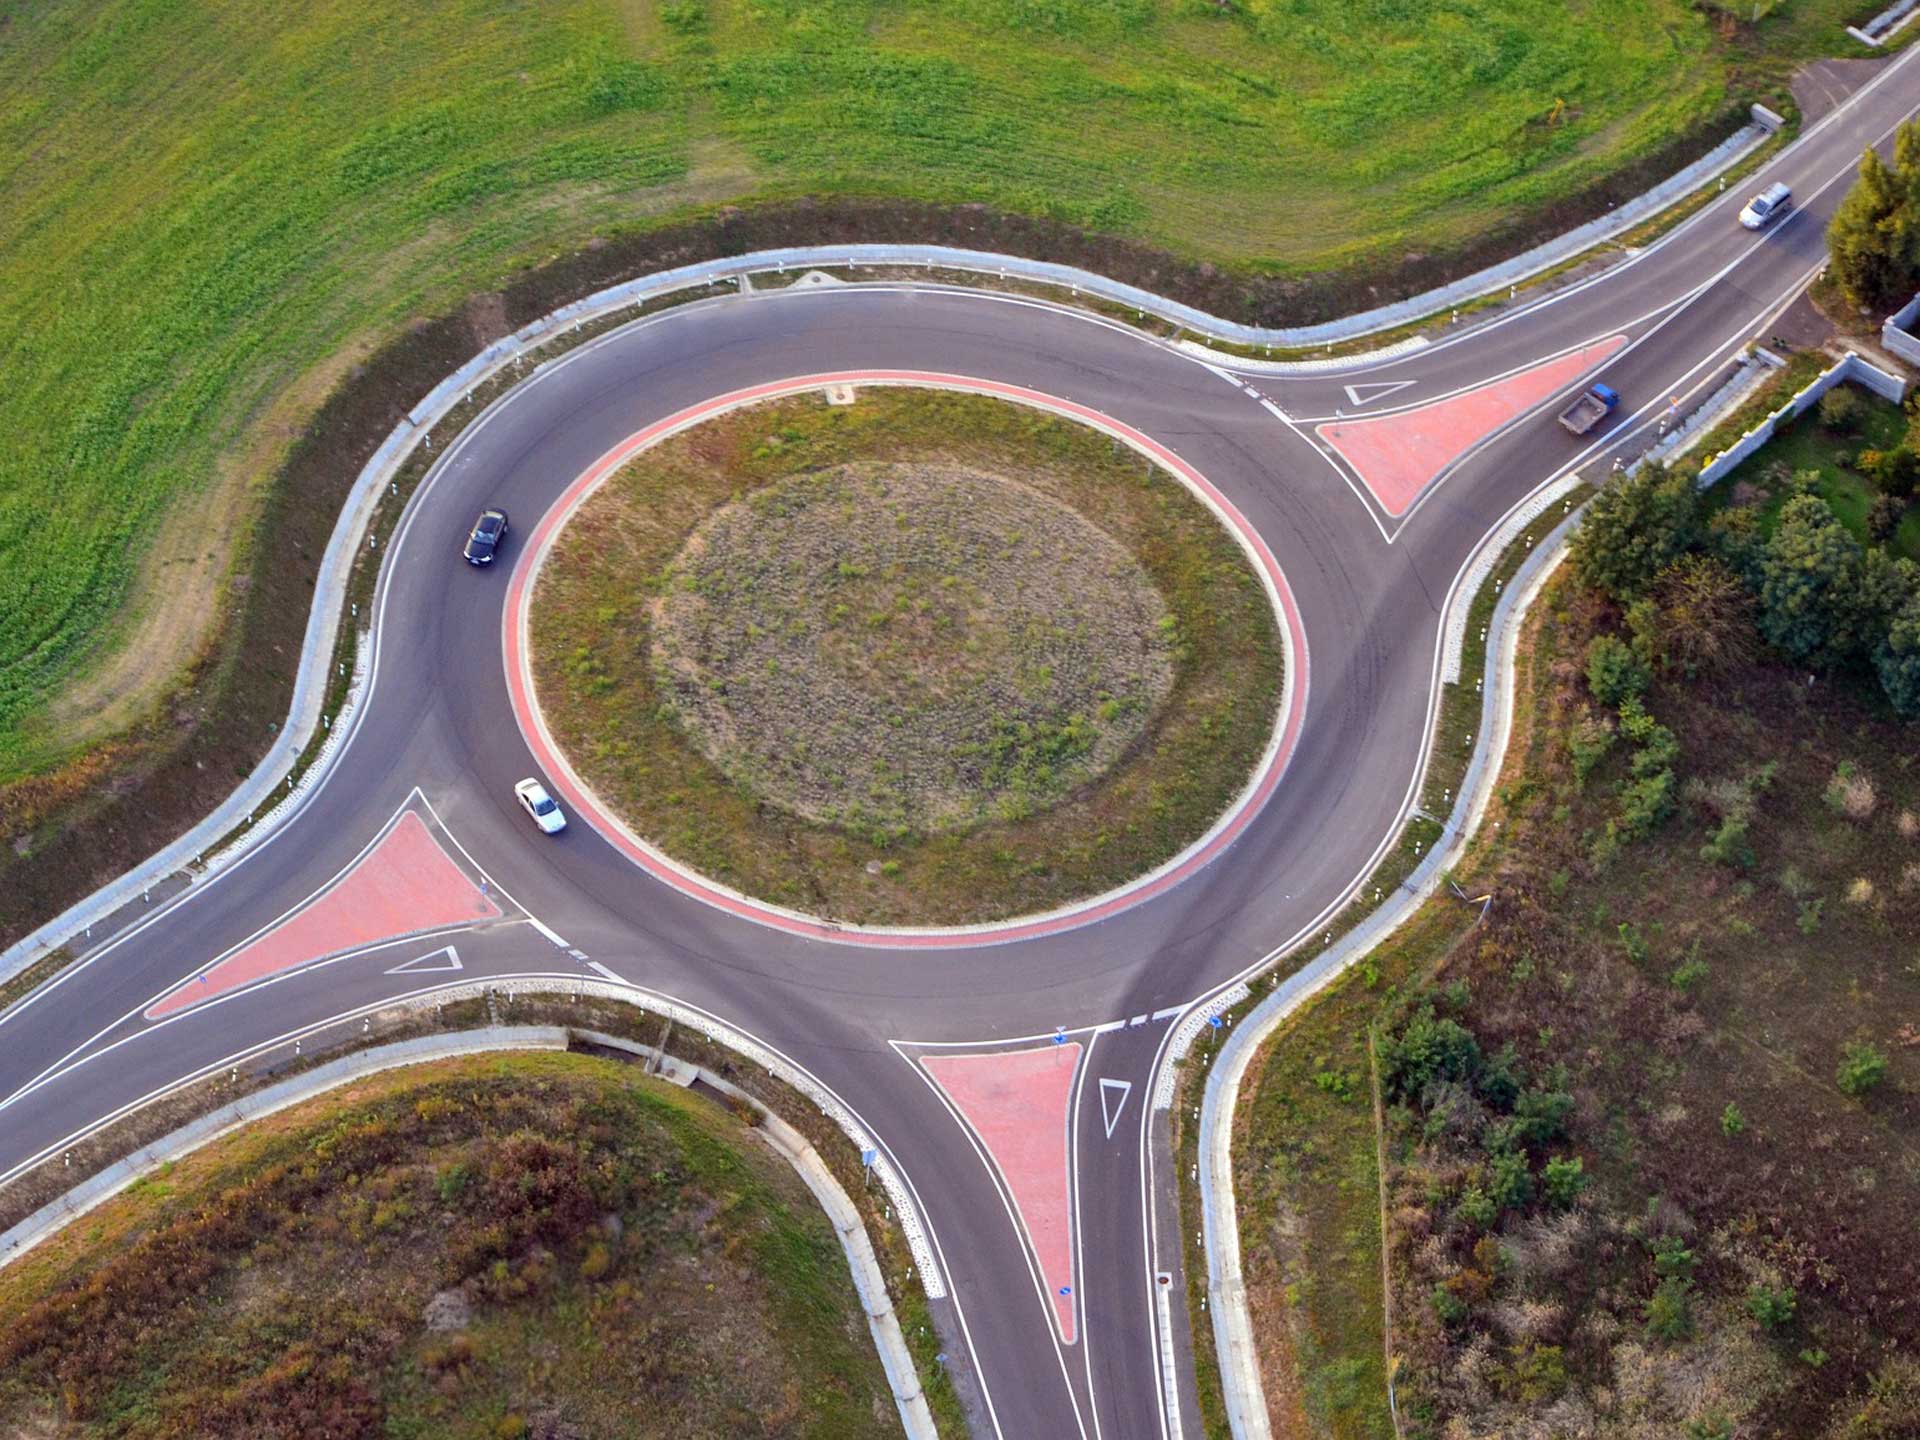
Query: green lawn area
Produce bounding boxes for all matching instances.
[1707,385,1920,560]
[0,0,1873,776]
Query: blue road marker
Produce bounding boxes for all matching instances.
[1058,1285,1072,1297]
[861,1148,878,1168]
[1053,1026,1067,1045]
[1207,1014,1223,1029]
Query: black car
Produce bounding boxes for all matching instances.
[463,508,509,565]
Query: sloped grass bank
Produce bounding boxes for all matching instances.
[0,1051,904,1440]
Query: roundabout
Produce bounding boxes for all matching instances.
[521,383,1290,935]
[4,52,1919,1438]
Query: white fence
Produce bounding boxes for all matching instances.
[1884,292,1920,368]
[1696,352,1910,488]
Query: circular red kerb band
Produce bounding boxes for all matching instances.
[503,372,1310,949]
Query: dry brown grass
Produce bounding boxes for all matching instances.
[650,462,1173,834]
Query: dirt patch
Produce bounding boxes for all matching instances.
[649,463,1174,834]
[531,387,1280,926]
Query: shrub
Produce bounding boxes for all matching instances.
[1820,385,1868,432]
[1542,1156,1588,1207]
[1747,1282,1797,1330]
[580,1242,613,1281]
[1566,711,1616,786]
[1797,897,1825,936]
[1824,761,1877,819]
[1454,1185,1497,1229]
[1586,634,1650,705]
[1861,445,1920,499]
[1487,1150,1534,1211]
[1720,1102,1747,1137]
[1868,493,1908,544]
[1670,946,1709,993]
[1644,1274,1695,1341]
[1378,1007,1482,1101]
[1837,1040,1889,1096]
[1511,1087,1574,1146]
[1614,767,1678,841]
[1431,1283,1470,1326]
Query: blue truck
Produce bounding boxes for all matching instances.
[1558,382,1620,436]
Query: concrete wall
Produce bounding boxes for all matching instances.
[1697,352,1911,488]
[1850,0,1920,44]
[1884,292,1920,368]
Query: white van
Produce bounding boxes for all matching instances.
[1739,182,1793,230]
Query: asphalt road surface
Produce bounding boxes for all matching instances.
[4,47,1918,1439]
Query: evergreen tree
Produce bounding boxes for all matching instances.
[1572,462,1699,600]
[1876,581,1920,718]
[1827,120,1920,311]
[1756,497,1893,669]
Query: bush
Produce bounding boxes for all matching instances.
[1645,1274,1695,1341]
[1586,634,1651,705]
[1837,1041,1889,1097]
[1378,1007,1483,1101]
[1614,767,1678,842]
[1542,1156,1588,1207]
[1747,1282,1797,1330]
[1454,1185,1497,1229]
[1566,711,1616,786]
[1720,1102,1747,1136]
[1861,445,1920,499]
[1820,385,1867,433]
[1868,493,1908,544]
[1431,1283,1470,1326]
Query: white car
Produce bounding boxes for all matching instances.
[1739,182,1792,231]
[513,777,567,834]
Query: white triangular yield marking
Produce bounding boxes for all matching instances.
[1342,380,1417,408]
[385,944,463,975]
[1099,1077,1133,1139]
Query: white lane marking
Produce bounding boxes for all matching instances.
[1343,380,1416,407]
[1150,1006,1183,1021]
[1098,1078,1133,1140]
[585,960,624,984]
[384,945,462,976]
[526,916,568,948]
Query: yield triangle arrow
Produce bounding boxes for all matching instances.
[1098,1077,1133,1139]
[385,945,463,976]
[1342,380,1417,408]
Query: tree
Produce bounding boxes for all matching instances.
[1876,582,1920,718]
[1573,462,1700,600]
[1756,496,1887,669]
[1827,122,1920,311]
[1542,1155,1588,1207]
[1647,555,1753,675]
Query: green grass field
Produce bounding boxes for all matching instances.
[0,0,1869,777]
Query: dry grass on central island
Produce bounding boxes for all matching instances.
[530,388,1282,927]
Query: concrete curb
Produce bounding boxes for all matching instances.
[0,89,1797,988]
[1196,496,1582,1438]
[0,1023,938,1440]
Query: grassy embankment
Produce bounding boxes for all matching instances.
[0,0,1869,792]
[531,388,1281,926]
[0,1050,905,1440]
